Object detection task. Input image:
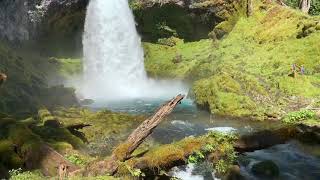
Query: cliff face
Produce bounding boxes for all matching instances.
[0,0,88,56]
[131,0,243,41]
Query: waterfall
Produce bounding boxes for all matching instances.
[81,0,187,101]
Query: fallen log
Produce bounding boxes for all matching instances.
[123,124,320,174]
[85,94,185,176]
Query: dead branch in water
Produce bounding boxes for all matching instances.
[85,94,185,176]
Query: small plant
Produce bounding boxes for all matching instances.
[188,151,205,164]
[66,154,86,166]
[125,164,145,177]
[283,110,316,123]
[215,159,229,174]
[9,169,44,180]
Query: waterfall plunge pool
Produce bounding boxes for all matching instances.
[86,98,320,180]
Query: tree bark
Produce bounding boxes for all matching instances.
[247,0,253,17]
[300,0,311,13]
[85,94,185,176]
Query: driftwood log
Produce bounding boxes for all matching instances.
[85,94,185,176]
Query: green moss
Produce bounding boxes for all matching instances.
[52,108,144,156]
[144,39,214,79]
[124,132,237,175]
[145,4,320,119]
[49,57,82,78]
[282,109,317,124]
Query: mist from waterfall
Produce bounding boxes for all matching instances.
[80,0,188,101]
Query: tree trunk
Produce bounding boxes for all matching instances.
[300,0,311,13]
[85,94,185,176]
[247,0,253,17]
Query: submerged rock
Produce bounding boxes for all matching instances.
[251,160,280,178]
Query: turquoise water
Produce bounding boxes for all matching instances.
[88,98,320,180]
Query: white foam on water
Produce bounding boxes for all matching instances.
[205,127,237,133]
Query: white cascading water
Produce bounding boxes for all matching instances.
[81,0,187,100]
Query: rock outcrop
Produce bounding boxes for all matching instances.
[131,0,243,41]
[0,0,88,43]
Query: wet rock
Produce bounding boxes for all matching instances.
[227,165,246,180]
[251,160,279,178]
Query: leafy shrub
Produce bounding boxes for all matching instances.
[283,110,316,123]
[188,151,205,163]
[285,0,320,15]
[125,164,145,177]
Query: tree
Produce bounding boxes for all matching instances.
[247,0,253,17]
[300,0,311,13]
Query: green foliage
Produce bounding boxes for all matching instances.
[187,131,238,174]
[285,0,320,15]
[66,154,87,166]
[125,164,145,177]
[310,0,320,15]
[9,169,44,180]
[283,109,316,123]
[188,151,205,163]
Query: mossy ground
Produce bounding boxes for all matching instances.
[144,2,320,119]
[0,107,144,179]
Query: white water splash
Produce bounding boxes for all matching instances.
[81,0,187,100]
[205,127,237,133]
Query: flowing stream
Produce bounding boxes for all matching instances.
[82,0,320,179]
[89,98,320,180]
